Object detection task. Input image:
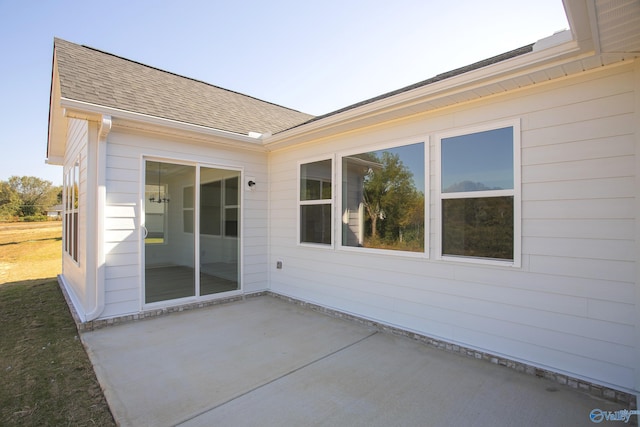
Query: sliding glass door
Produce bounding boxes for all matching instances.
[199,167,240,296]
[144,160,240,304]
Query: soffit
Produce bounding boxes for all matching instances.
[594,0,640,53]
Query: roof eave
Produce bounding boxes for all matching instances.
[60,98,268,151]
[46,49,67,166]
[263,35,585,150]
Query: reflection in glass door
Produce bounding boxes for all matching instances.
[144,161,196,303]
[144,161,240,304]
[199,168,240,295]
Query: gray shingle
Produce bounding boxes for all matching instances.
[54,38,314,135]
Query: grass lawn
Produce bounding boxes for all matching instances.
[0,222,115,426]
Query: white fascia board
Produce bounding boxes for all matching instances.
[47,60,67,165]
[563,0,595,49]
[60,98,266,150]
[264,40,586,149]
[45,155,64,166]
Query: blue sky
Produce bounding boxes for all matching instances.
[442,127,514,191]
[0,0,568,186]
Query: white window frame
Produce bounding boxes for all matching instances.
[435,120,521,267]
[183,175,240,237]
[63,156,80,264]
[144,183,169,245]
[337,137,429,258]
[223,176,240,239]
[297,156,334,248]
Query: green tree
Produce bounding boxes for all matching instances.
[1,176,60,218]
[362,152,424,250]
[0,181,21,218]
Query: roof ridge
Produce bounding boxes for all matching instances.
[56,38,311,116]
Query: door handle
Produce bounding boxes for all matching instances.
[142,226,148,238]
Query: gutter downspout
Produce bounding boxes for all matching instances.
[85,115,111,321]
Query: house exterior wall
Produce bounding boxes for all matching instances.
[268,62,638,393]
[61,118,90,313]
[99,128,269,319]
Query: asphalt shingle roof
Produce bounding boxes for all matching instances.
[54,38,534,137]
[54,38,314,136]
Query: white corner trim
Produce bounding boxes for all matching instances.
[85,116,109,322]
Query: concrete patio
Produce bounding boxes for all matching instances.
[81,295,625,426]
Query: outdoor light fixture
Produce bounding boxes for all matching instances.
[149,163,170,204]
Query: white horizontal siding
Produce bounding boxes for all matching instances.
[268,63,638,392]
[523,218,634,240]
[103,198,138,319]
[524,199,634,219]
[524,177,634,200]
[528,255,634,283]
[523,156,634,182]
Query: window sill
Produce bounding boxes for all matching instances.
[438,254,520,268]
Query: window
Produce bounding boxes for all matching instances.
[145,183,168,243]
[145,160,172,243]
[299,159,332,245]
[341,142,425,253]
[183,185,194,233]
[224,176,239,237]
[64,157,80,262]
[200,181,221,235]
[187,176,239,237]
[437,123,520,264]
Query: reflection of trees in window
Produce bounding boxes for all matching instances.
[442,196,513,260]
[440,125,516,261]
[343,144,424,252]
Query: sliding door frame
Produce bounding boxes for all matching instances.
[141,156,244,310]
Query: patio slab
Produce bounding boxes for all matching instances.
[81,296,624,426]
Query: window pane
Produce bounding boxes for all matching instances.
[225,177,238,206]
[145,184,167,243]
[300,204,331,244]
[342,143,424,252]
[442,196,513,260]
[442,127,513,193]
[201,181,221,235]
[65,213,71,253]
[184,210,194,233]
[183,186,194,209]
[300,160,332,200]
[73,211,78,261]
[225,207,238,237]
